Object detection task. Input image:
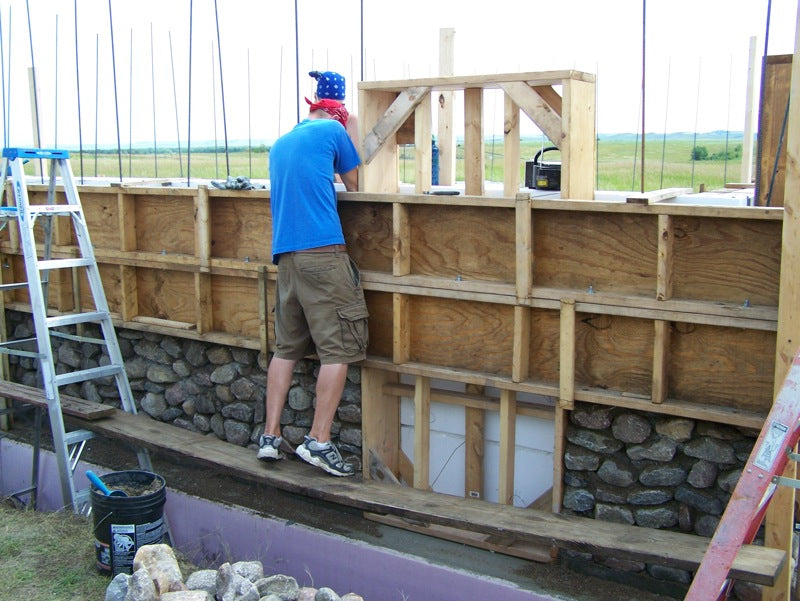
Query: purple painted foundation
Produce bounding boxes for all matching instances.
[1,438,559,601]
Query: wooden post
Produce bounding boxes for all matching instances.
[561,79,596,200]
[194,185,213,334]
[413,375,431,490]
[741,36,758,184]
[559,298,576,409]
[512,306,530,383]
[464,88,484,196]
[414,92,432,194]
[504,94,521,197]
[118,191,138,321]
[361,367,400,479]
[464,383,485,500]
[437,28,456,186]
[498,388,517,505]
[763,6,800,600]
[552,406,567,513]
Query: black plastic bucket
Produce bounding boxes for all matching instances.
[90,470,167,576]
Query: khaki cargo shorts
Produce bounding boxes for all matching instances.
[274,251,369,364]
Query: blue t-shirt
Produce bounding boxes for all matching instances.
[269,119,361,263]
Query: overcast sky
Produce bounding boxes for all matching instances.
[0,0,797,148]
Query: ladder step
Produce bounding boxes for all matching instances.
[26,205,82,216]
[46,311,109,328]
[63,429,96,446]
[3,147,70,161]
[54,364,123,387]
[38,257,94,271]
[0,282,30,291]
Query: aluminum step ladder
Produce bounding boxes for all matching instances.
[0,147,154,513]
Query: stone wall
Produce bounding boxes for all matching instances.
[3,311,363,469]
[561,402,768,600]
[4,310,786,599]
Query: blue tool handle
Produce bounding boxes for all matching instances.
[86,470,112,495]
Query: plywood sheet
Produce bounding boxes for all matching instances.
[409,297,514,374]
[209,197,270,261]
[533,210,657,295]
[409,205,515,282]
[671,216,781,305]
[134,195,195,255]
[211,274,260,337]
[136,267,195,323]
[339,202,393,272]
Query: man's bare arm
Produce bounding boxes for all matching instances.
[341,167,359,192]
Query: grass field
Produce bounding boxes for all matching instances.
[66,136,750,193]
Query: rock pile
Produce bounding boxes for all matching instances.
[105,544,365,601]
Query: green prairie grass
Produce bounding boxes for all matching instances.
[65,137,749,194]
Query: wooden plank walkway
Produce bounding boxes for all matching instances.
[59,406,785,586]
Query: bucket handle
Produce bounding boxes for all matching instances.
[533,146,560,165]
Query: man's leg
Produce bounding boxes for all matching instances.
[308,363,348,443]
[263,356,298,437]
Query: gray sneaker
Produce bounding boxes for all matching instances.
[257,434,284,461]
[295,435,354,477]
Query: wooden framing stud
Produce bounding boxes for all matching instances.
[515,194,532,301]
[503,94,521,197]
[392,292,411,364]
[552,406,567,513]
[362,367,400,480]
[195,185,211,273]
[464,88,485,196]
[414,91,432,194]
[498,388,517,505]
[657,214,674,301]
[559,298,576,409]
[413,375,431,490]
[652,319,670,404]
[512,305,531,383]
[464,383,485,500]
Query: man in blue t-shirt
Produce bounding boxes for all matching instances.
[257,98,367,477]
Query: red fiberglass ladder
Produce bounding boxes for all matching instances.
[684,348,800,600]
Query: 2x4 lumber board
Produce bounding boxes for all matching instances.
[532,85,563,116]
[512,306,531,382]
[651,320,670,404]
[437,29,456,186]
[363,511,556,564]
[361,367,401,479]
[503,96,521,197]
[358,70,595,92]
[559,299,576,410]
[414,93,432,194]
[656,214,674,301]
[195,185,211,271]
[117,192,137,252]
[392,203,410,276]
[382,382,553,422]
[757,54,792,207]
[561,78,596,200]
[362,86,431,165]
[463,88,485,197]
[626,187,693,204]
[528,197,782,219]
[257,266,269,356]
[464,383,485,500]
[392,293,410,364]
[360,90,400,193]
[552,406,567,513]
[369,358,766,429]
[0,380,115,420]
[119,265,138,321]
[498,389,516,505]
[498,81,562,150]
[764,26,800,601]
[413,375,431,490]
[515,195,532,300]
[64,407,784,585]
[195,272,213,335]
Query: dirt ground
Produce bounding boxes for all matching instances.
[4,420,681,601]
